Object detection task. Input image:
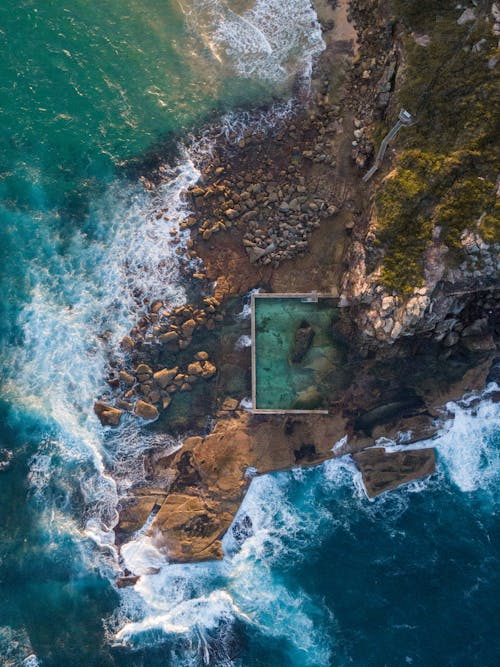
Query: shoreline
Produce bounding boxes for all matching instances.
[93,0,499,571]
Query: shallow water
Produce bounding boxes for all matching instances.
[0,1,498,666]
[254,297,341,410]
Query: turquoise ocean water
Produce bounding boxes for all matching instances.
[0,1,498,665]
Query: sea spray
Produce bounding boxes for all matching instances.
[178,0,324,85]
[110,389,499,663]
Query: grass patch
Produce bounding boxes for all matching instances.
[375,1,499,293]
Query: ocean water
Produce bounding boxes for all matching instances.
[0,1,498,666]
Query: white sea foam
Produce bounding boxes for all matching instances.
[111,380,500,658]
[3,154,200,580]
[179,0,324,85]
[236,287,260,320]
[234,334,251,349]
[113,473,334,665]
[239,396,253,410]
[433,385,499,494]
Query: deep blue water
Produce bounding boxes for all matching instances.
[0,1,498,666]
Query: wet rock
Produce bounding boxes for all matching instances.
[0,448,13,472]
[462,334,496,352]
[120,335,134,350]
[443,331,460,347]
[353,447,436,498]
[195,351,209,361]
[94,401,123,427]
[134,400,159,421]
[119,371,135,386]
[135,363,153,379]
[291,320,315,362]
[461,318,488,337]
[116,399,134,411]
[116,575,140,588]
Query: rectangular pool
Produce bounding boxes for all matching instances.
[251,293,341,412]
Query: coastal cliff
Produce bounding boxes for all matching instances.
[93,0,498,574]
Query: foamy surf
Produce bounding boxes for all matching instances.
[112,473,334,665]
[2,154,200,582]
[110,386,499,661]
[179,0,324,85]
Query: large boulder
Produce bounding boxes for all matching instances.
[353,447,436,498]
[181,319,197,337]
[134,400,159,421]
[291,320,315,362]
[94,401,123,426]
[119,370,135,386]
[153,367,178,389]
[187,361,203,376]
[158,331,179,345]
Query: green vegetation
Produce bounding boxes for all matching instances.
[375,1,499,293]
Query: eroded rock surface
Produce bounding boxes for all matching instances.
[353,447,436,498]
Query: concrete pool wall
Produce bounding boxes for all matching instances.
[251,293,340,413]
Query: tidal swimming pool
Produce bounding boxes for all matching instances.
[252,294,342,412]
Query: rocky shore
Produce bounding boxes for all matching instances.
[93,0,498,576]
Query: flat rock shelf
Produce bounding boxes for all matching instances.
[251,293,341,412]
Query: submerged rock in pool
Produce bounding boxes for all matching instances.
[291,319,315,362]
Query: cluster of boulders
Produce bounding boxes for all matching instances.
[94,351,217,427]
[94,297,223,427]
[179,102,345,268]
[119,297,223,357]
[351,117,374,169]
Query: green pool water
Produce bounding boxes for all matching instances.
[253,296,341,410]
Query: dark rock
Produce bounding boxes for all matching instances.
[462,318,488,337]
[116,575,140,588]
[353,447,436,498]
[291,320,315,362]
[462,334,496,352]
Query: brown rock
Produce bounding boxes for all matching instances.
[224,208,239,220]
[135,364,152,377]
[187,361,203,376]
[94,401,123,427]
[201,361,217,379]
[119,370,135,386]
[195,351,209,361]
[120,335,134,350]
[134,400,159,421]
[221,397,239,411]
[181,319,197,337]
[153,367,179,389]
[158,331,179,345]
[116,575,140,588]
[353,447,436,498]
[116,399,134,411]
